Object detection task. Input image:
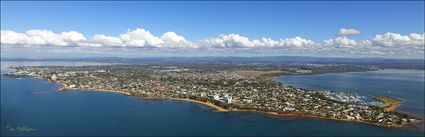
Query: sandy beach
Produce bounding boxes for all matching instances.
[142,97,228,112]
[89,89,132,96]
[57,82,68,91]
[168,98,228,111]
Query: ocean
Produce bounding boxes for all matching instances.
[1,61,423,136]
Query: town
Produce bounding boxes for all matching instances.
[4,65,421,127]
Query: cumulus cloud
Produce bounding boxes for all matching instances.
[160,32,196,48]
[201,34,315,49]
[1,29,86,46]
[60,31,87,43]
[161,32,187,43]
[1,28,424,57]
[322,32,424,55]
[323,36,357,48]
[1,30,28,45]
[278,37,315,48]
[92,34,125,47]
[1,28,194,48]
[372,32,424,47]
[201,34,255,48]
[120,28,164,47]
[339,28,361,36]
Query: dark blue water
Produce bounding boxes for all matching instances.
[277,70,425,116]
[1,62,424,136]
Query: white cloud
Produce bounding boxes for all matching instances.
[61,31,87,42]
[321,32,424,55]
[323,36,358,48]
[1,29,86,47]
[87,28,193,48]
[409,33,424,41]
[25,29,66,46]
[161,32,187,43]
[1,28,424,57]
[339,28,361,36]
[92,34,125,47]
[278,37,315,48]
[0,29,316,49]
[202,34,255,48]
[120,28,164,47]
[251,37,278,47]
[1,30,28,45]
[372,32,424,47]
[201,34,314,49]
[160,32,196,48]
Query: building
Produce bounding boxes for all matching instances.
[51,74,58,81]
[213,95,220,100]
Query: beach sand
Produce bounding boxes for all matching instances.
[91,89,131,96]
[57,82,68,91]
[149,97,228,112]
[168,98,228,111]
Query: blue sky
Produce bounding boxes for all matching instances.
[1,1,424,59]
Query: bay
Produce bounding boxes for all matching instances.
[1,62,423,136]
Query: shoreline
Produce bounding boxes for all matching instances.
[78,88,132,96]
[57,82,68,91]
[142,97,228,112]
[24,76,425,131]
[49,80,131,96]
[218,109,423,131]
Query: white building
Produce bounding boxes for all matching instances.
[213,95,220,100]
[51,74,58,81]
[69,84,77,88]
[226,96,233,104]
[200,92,206,97]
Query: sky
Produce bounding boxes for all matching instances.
[1,1,424,59]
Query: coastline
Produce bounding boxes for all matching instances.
[52,80,226,111]
[225,109,423,130]
[143,97,228,112]
[51,80,131,96]
[30,76,425,131]
[82,88,131,96]
[57,82,68,91]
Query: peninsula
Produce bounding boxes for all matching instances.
[4,65,421,128]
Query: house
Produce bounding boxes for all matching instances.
[213,95,220,100]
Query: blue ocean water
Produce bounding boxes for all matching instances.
[1,62,424,136]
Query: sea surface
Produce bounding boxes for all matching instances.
[1,61,424,136]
